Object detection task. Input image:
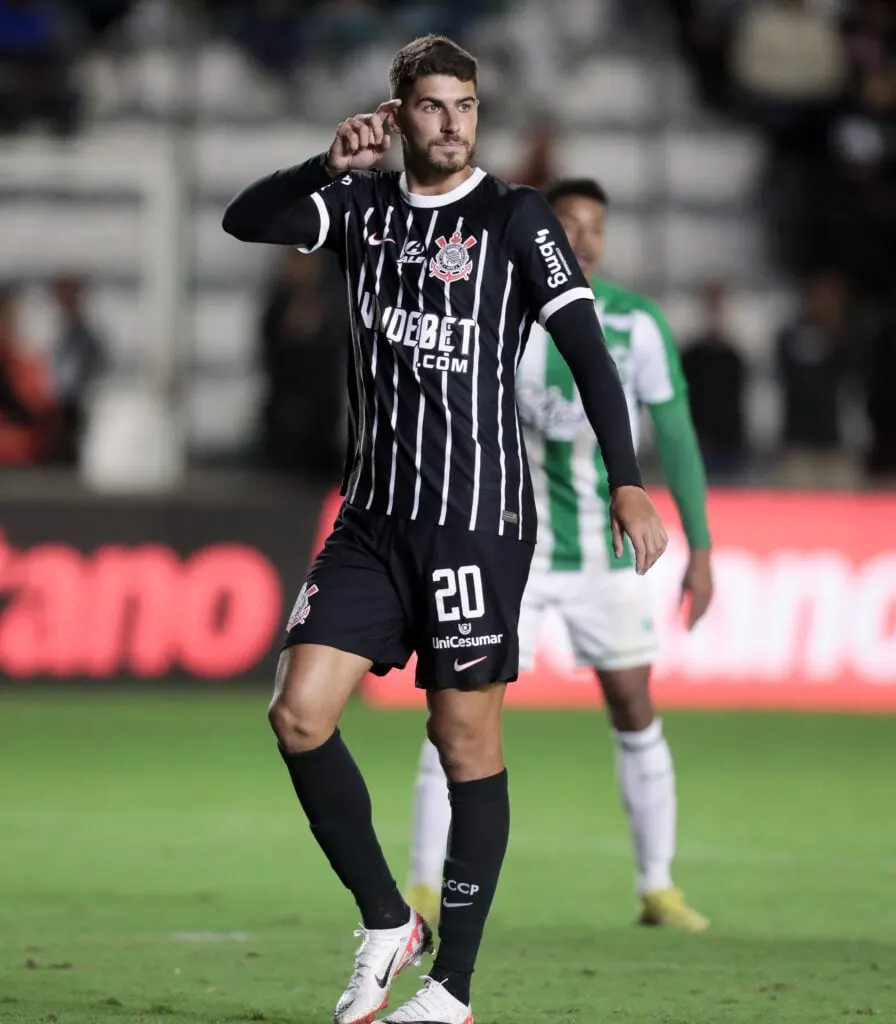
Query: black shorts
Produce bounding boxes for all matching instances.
[285,504,534,690]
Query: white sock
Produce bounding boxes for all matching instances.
[407,739,451,891]
[613,718,677,896]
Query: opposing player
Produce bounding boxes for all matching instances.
[223,37,667,1024]
[406,178,713,933]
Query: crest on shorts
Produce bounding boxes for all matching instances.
[429,231,477,283]
[287,582,319,630]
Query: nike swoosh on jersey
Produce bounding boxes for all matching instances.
[453,655,488,672]
[374,947,399,989]
[368,233,395,245]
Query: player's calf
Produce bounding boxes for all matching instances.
[425,686,508,1007]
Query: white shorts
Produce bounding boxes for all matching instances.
[518,563,660,672]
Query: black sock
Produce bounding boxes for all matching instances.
[430,769,509,1005]
[278,730,408,930]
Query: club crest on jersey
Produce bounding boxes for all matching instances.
[429,231,477,283]
[287,582,319,630]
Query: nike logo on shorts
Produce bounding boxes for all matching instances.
[374,948,399,989]
[453,655,488,672]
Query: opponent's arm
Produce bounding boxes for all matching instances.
[633,304,713,626]
[649,398,710,551]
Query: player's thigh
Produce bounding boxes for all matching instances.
[273,509,412,740]
[563,567,659,672]
[517,561,552,671]
[270,643,372,751]
[413,526,534,691]
[426,683,507,782]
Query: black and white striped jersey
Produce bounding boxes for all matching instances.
[292,166,593,543]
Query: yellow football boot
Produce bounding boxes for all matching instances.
[405,883,441,926]
[639,888,709,932]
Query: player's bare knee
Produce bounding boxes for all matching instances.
[599,666,655,733]
[267,693,336,753]
[427,715,502,782]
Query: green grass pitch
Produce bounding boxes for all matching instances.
[1,689,894,1023]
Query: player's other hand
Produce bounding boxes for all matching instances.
[680,548,713,630]
[326,100,401,174]
[610,485,668,576]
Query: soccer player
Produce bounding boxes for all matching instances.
[223,37,668,1024]
[406,178,714,933]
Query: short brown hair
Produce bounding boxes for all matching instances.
[388,35,478,99]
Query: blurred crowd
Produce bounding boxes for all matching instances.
[0,277,105,466]
[1,0,894,486]
[667,0,896,484]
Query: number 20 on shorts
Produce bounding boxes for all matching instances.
[432,565,486,622]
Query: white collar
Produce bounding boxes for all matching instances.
[399,166,486,208]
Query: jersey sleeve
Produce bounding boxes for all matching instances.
[222,156,357,253]
[630,304,685,405]
[633,305,712,548]
[508,189,594,326]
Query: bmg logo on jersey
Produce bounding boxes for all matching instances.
[360,292,479,373]
[535,227,572,289]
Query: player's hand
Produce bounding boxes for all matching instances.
[610,485,668,576]
[326,100,401,174]
[680,548,714,630]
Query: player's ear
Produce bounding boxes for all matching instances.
[387,98,403,134]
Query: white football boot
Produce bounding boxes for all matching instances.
[333,910,433,1024]
[381,976,473,1024]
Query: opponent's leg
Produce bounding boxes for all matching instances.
[271,643,431,1024]
[406,738,451,924]
[384,684,506,1024]
[598,665,708,932]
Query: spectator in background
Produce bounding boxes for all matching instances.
[681,279,748,480]
[842,0,895,78]
[666,0,744,109]
[865,291,896,486]
[0,0,80,135]
[509,118,557,191]
[730,0,846,127]
[824,60,896,297]
[775,269,856,488]
[0,284,56,465]
[47,274,106,464]
[259,248,347,479]
[730,0,847,272]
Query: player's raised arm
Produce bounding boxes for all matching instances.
[511,190,668,574]
[222,100,400,247]
[222,153,337,245]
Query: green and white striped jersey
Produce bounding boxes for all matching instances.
[517,277,688,572]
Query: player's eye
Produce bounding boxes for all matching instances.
[458,102,472,112]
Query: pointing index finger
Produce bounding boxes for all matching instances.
[375,98,402,129]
